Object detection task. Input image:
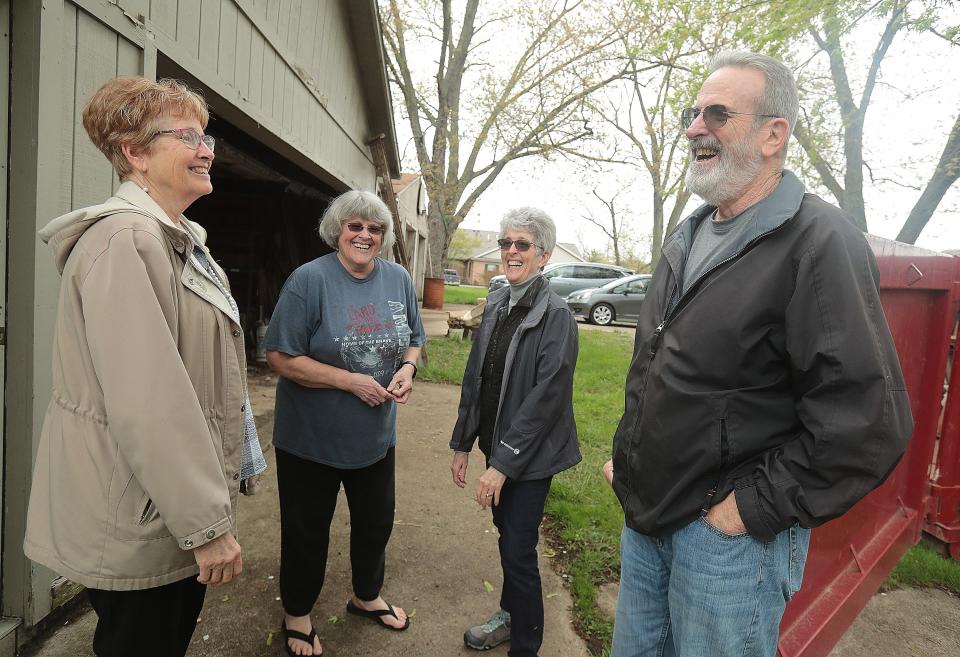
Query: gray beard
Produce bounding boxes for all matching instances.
[685,133,763,208]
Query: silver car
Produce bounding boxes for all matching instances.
[566,274,652,326]
[488,262,633,295]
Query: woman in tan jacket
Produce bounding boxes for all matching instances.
[23,77,265,657]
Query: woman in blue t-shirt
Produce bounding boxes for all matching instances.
[264,190,426,657]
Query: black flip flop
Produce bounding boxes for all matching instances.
[280,621,322,656]
[345,599,411,631]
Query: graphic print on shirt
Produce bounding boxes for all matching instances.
[338,301,411,386]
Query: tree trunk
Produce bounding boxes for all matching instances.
[896,113,960,244]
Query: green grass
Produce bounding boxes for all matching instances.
[546,330,633,647]
[443,284,488,305]
[885,543,960,595]
[419,335,473,385]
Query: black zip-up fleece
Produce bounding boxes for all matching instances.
[451,275,581,481]
[611,171,913,542]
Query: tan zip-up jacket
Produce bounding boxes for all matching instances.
[24,182,247,591]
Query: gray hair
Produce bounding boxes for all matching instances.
[708,51,799,161]
[499,207,556,255]
[318,190,394,254]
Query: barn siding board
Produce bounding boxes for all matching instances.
[59,3,78,217]
[248,28,264,106]
[117,34,142,76]
[177,0,202,57]
[73,10,119,207]
[235,13,252,99]
[282,67,294,135]
[274,0,288,44]
[198,0,220,67]
[272,50,284,124]
[286,0,301,54]
[149,0,177,38]
[260,44,275,115]
[267,0,281,32]
[217,0,237,87]
[297,0,316,65]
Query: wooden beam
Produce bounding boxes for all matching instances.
[368,134,410,270]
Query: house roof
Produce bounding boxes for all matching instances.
[392,172,421,194]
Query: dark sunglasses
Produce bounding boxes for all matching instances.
[498,238,539,252]
[345,222,385,236]
[680,104,781,130]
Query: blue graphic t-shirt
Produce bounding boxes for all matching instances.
[263,253,427,468]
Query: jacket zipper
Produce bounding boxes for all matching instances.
[701,419,730,515]
[624,220,791,492]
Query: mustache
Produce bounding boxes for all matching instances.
[688,135,722,151]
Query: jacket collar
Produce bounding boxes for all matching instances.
[113,182,208,250]
[662,170,806,285]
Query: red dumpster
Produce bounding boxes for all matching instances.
[777,237,956,657]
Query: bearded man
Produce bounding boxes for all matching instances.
[603,51,913,657]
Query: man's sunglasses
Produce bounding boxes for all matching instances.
[680,104,781,130]
[498,238,539,252]
[345,222,385,236]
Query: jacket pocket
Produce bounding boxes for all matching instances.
[114,475,172,542]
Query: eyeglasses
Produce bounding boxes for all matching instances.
[153,128,216,152]
[680,105,781,130]
[345,222,385,236]
[498,238,539,252]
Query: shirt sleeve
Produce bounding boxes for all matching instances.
[263,269,314,357]
[404,270,427,347]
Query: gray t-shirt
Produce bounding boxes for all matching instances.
[682,210,754,295]
[263,253,427,468]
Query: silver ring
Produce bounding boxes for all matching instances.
[486,493,493,497]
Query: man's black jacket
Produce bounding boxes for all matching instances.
[611,172,914,541]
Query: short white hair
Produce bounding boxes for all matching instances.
[499,207,556,254]
[317,190,394,253]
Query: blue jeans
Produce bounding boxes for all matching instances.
[611,518,811,657]
[491,476,553,657]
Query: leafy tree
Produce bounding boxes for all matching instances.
[787,0,959,239]
[446,229,484,262]
[381,0,633,276]
[582,0,817,267]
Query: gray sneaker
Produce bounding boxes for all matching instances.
[463,609,511,650]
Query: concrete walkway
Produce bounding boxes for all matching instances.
[24,379,590,657]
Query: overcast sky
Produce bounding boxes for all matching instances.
[391,6,960,258]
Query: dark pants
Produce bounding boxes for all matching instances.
[276,446,396,616]
[86,576,206,657]
[492,476,553,657]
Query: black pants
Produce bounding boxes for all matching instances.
[86,576,206,657]
[492,476,552,657]
[276,446,396,616]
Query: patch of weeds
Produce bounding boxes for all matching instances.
[885,542,960,595]
[419,336,472,385]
